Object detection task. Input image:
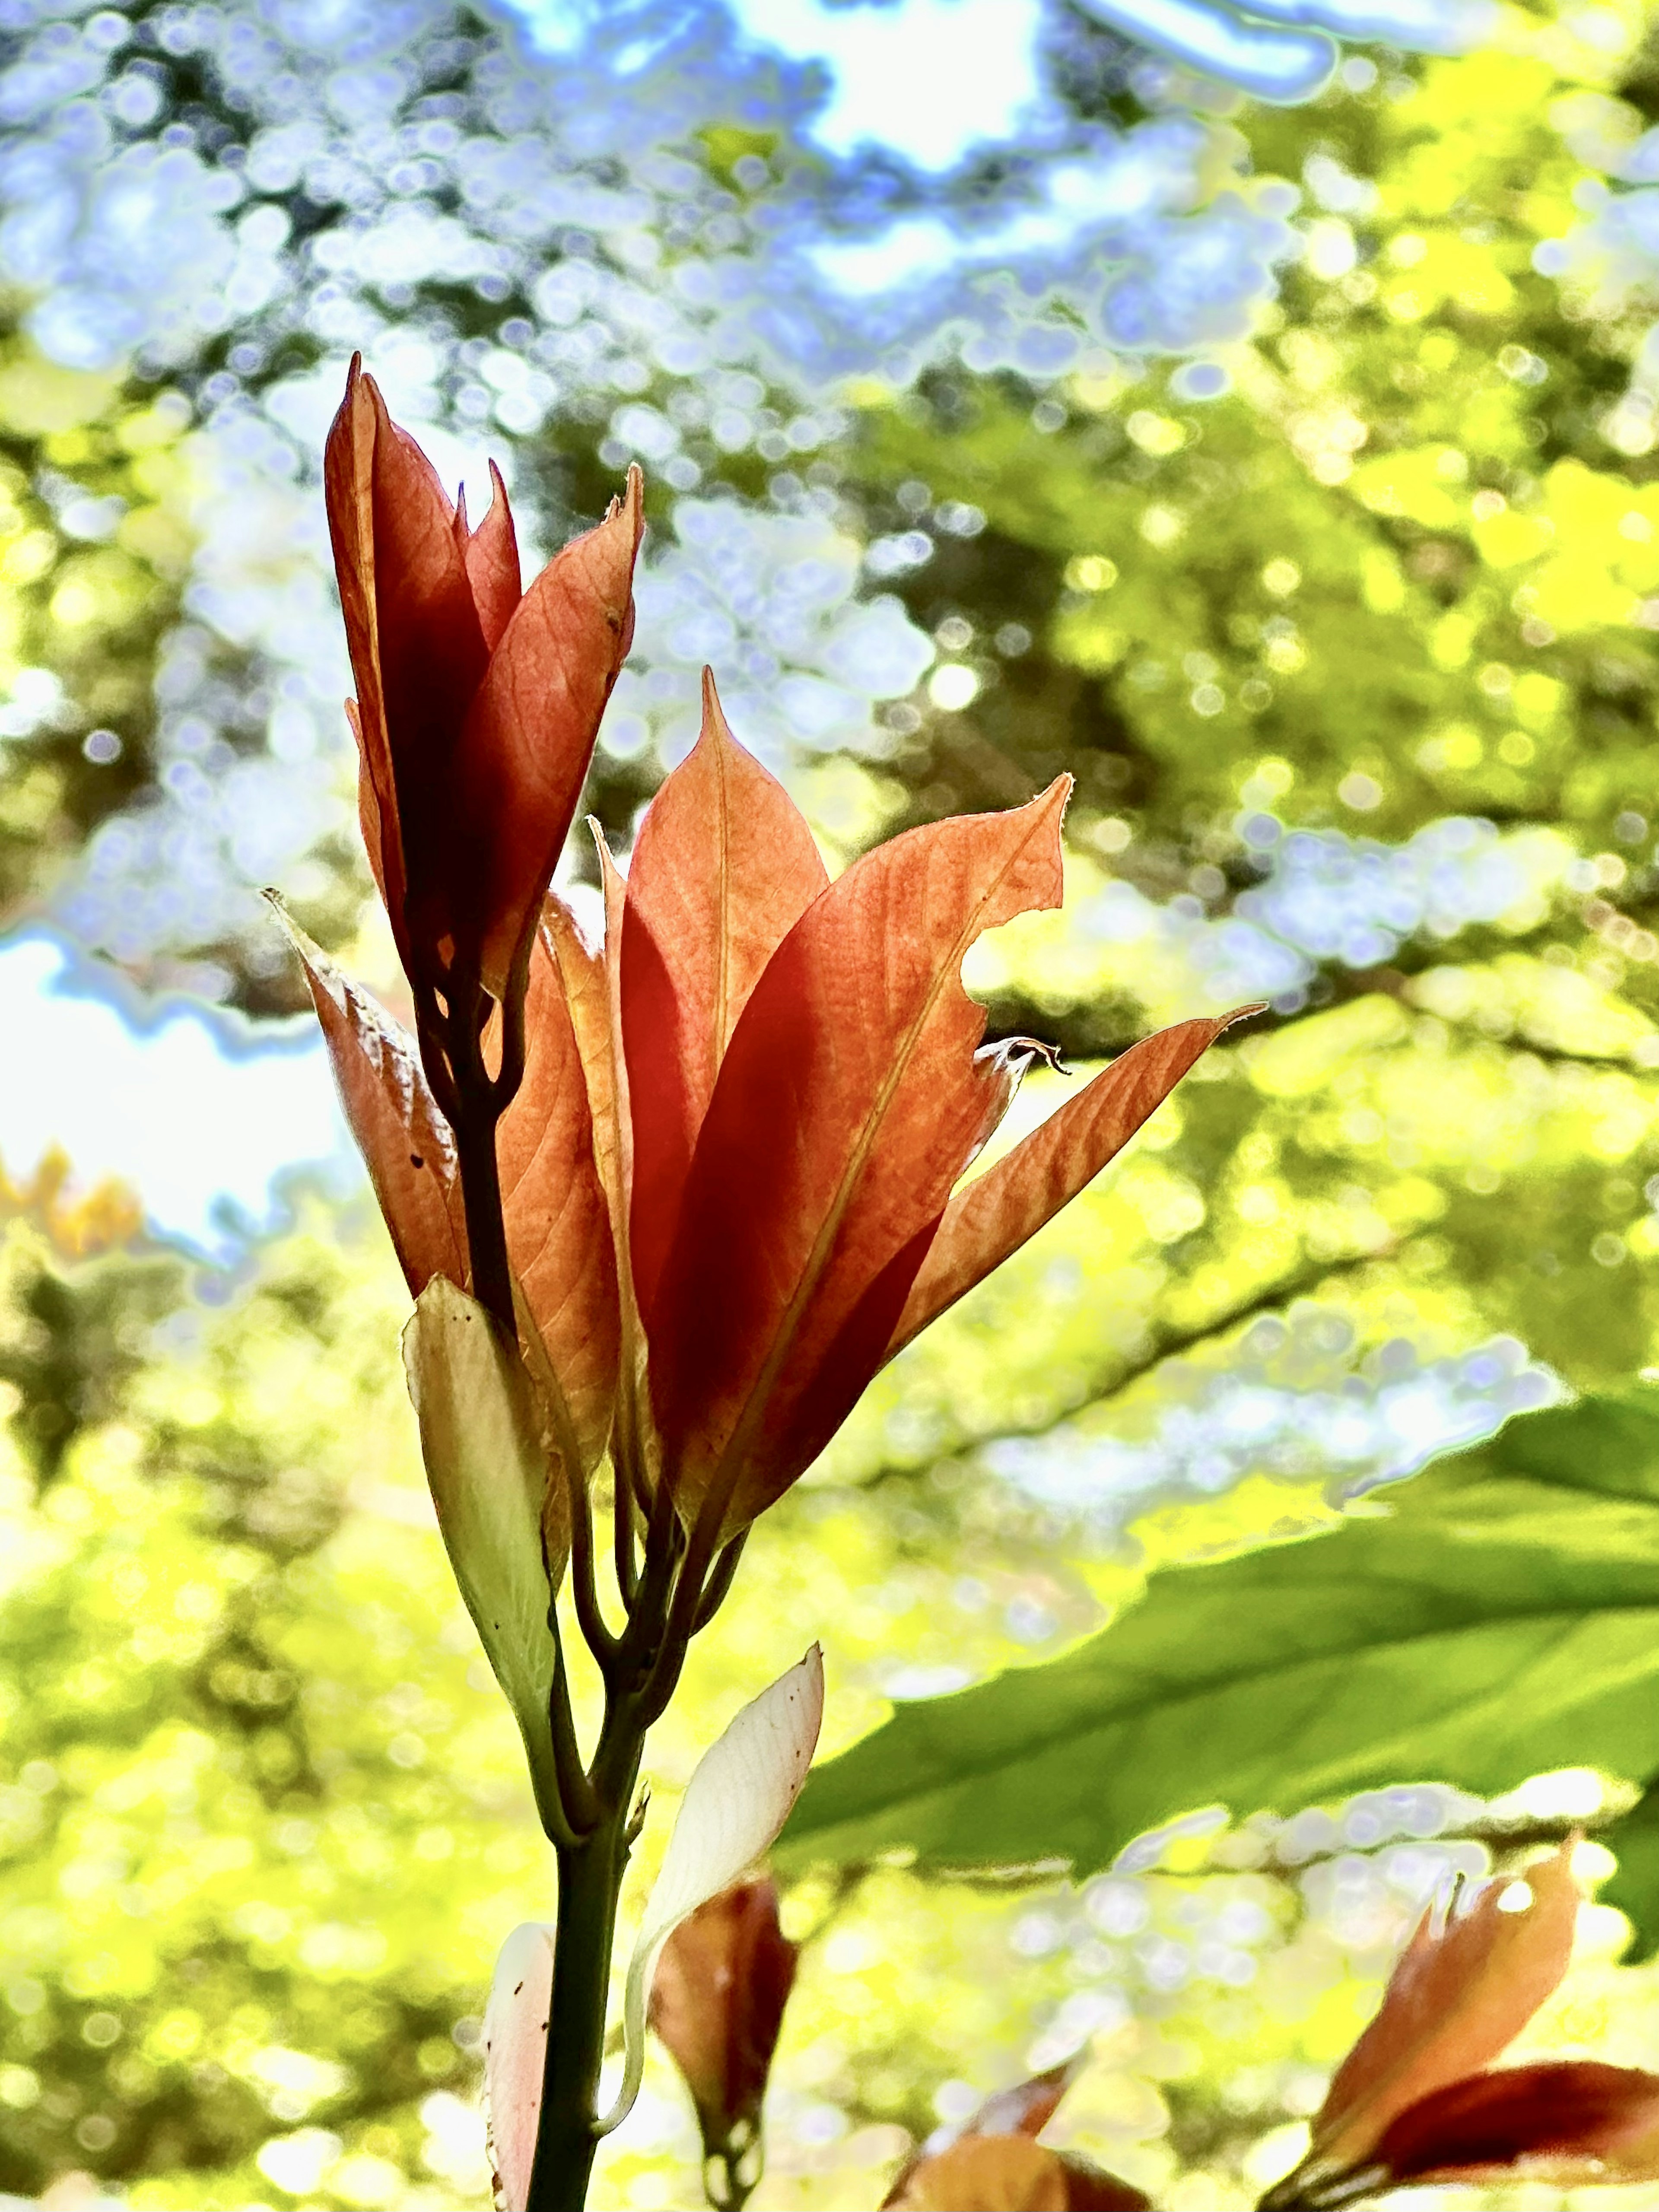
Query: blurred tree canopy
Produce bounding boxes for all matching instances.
[13,4,1659,2209]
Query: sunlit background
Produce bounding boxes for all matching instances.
[7,0,1659,2203]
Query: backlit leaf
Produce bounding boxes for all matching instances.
[498,922,619,1494]
[402,1279,559,1834]
[623,670,827,1321]
[1309,1843,1578,2171]
[483,1921,554,2212]
[778,1392,1659,1920]
[459,467,642,988]
[603,1646,823,2136]
[887,1011,1255,1358]
[647,782,1070,1538]
[273,906,467,1297]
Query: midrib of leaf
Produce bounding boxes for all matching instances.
[700,816,1054,1524]
[797,1587,1659,1818]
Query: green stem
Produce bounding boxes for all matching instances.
[524,1735,642,2212]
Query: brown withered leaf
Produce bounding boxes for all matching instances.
[882,2136,1148,2211]
[273,906,467,1296]
[458,467,644,990]
[645,779,1070,1541]
[498,923,619,1496]
[887,1011,1255,1357]
[623,669,828,1320]
[1374,2058,1659,2190]
[649,1876,798,2209]
[1307,1843,1580,2173]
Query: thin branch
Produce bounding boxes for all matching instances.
[612,1464,640,1608]
[613,1472,682,1683]
[856,1244,1392,1495]
[424,963,517,1337]
[547,1618,600,1836]
[488,923,535,1112]
[564,1451,620,1677]
[692,1530,747,1634]
[639,1499,722,1727]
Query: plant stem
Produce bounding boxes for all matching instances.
[416,963,517,1338]
[428,939,749,2210]
[524,1714,645,2212]
[452,1086,515,1336]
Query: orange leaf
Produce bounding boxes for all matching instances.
[883,2136,1147,2211]
[324,360,640,993]
[543,892,623,1246]
[343,696,391,916]
[1310,1843,1580,2171]
[275,910,468,1297]
[646,780,1070,1538]
[884,2067,1147,2210]
[498,922,620,1487]
[1374,2059,1659,2188]
[458,468,644,991]
[325,371,401,943]
[623,670,828,1319]
[887,1011,1257,1358]
[326,363,492,972]
[577,835,655,1500]
[457,460,521,652]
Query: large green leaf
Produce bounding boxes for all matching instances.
[779,1391,1659,1949]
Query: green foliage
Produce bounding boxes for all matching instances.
[22,10,1659,2208]
[0,325,203,929]
[854,27,1659,874]
[0,1208,538,2204]
[785,1389,1659,1941]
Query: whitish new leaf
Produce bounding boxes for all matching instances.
[483,1921,555,2212]
[403,1278,559,1832]
[602,1646,824,2134]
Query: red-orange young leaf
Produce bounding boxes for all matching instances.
[276,912,468,1297]
[1374,2059,1659,2189]
[589,832,642,1302]
[887,1010,1255,1359]
[645,779,1070,1540]
[458,468,643,990]
[883,2137,1148,2212]
[1308,1844,1580,2172]
[343,696,391,916]
[458,461,521,652]
[542,893,622,1246]
[327,362,492,976]
[497,923,619,1486]
[623,670,829,1320]
[881,2075,1148,2212]
[585,832,656,1492]
[324,358,642,995]
[327,386,402,949]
